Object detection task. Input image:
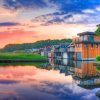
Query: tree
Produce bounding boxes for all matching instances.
[95,24,100,36]
[0,39,72,52]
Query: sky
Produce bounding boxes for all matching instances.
[0,0,100,48]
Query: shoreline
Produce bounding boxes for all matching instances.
[0,59,48,63]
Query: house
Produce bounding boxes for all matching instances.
[67,42,75,60]
[68,31,100,61]
[54,43,69,59]
[40,46,52,57]
[48,46,55,58]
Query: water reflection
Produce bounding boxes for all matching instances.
[48,58,100,99]
[0,60,99,100]
[48,59,100,88]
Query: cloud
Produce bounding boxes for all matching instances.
[3,0,100,14]
[32,12,71,26]
[2,0,100,26]
[50,0,100,13]
[0,80,18,85]
[82,9,95,14]
[3,0,47,10]
[0,22,20,27]
[32,5,100,26]
[42,17,65,26]
[31,0,100,26]
[96,6,100,11]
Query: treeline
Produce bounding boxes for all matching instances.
[0,39,72,52]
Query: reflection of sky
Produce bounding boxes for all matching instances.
[0,66,99,100]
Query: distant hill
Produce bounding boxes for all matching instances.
[0,39,72,52]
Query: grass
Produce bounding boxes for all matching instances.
[0,53,47,61]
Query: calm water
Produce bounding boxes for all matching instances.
[0,59,99,100]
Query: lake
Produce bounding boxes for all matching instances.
[0,59,99,100]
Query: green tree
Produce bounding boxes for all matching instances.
[0,39,72,52]
[95,24,100,36]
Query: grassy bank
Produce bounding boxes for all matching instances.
[0,53,47,62]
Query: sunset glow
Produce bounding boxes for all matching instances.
[0,0,99,47]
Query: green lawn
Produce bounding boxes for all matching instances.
[0,53,47,61]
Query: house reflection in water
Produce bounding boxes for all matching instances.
[47,58,100,89]
[73,61,100,89]
[74,61,100,78]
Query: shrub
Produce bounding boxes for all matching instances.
[96,56,100,61]
[95,26,100,36]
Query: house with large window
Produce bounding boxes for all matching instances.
[68,31,100,60]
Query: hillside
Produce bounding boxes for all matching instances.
[0,39,72,52]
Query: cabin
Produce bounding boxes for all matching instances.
[68,31,100,61]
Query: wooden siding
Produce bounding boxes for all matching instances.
[82,44,100,59]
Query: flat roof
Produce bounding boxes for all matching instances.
[77,31,95,36]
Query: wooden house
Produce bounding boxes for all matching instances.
[68,32,100,60]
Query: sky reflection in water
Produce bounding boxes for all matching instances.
[0,62,99,100]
